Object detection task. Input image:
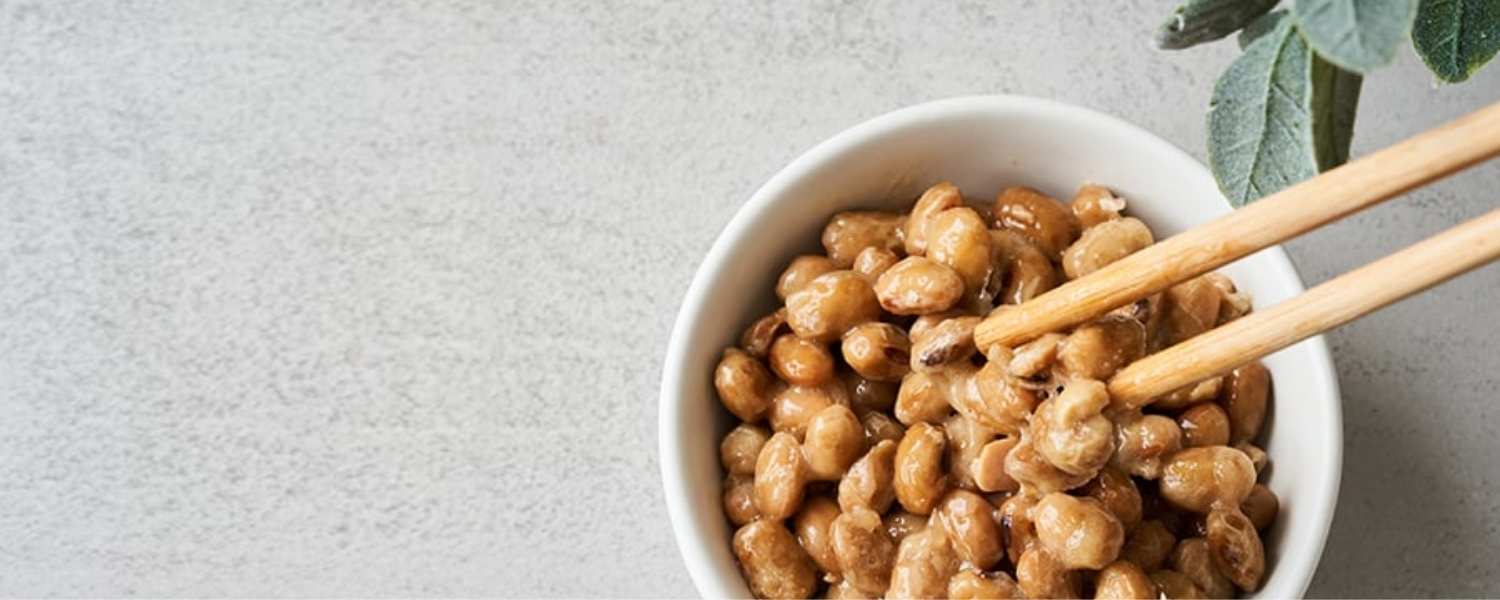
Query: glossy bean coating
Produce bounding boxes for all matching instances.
[935,489,1005,570]
[1153,377,1224,411]
[1094,560,1158,599]
[972,436,1021,493]
[1220,362,1269,445]
[723,473,761,526]
[909,310,962,342]
[1178,402,1231,448]
[927,207,994,302]
[904,182,964,256]
[1009,332,1065,378]
[1062,217,1153,280]
[910,316,980,372]
[822,211,905,268]
[884,510,929,543]
[969,357,1039,435]
[1071,184,1126,229]
[846,318,912,379]
[887,526,960,599]
[841,371,898,415]
[1159,447,1256,513]
[734,520,819,600]
[1015,547,1080,600]
[853,246,900,282]
[770,334,836,386]
[793,496,843,576]
[1235,442,1268,475]
[894,367,963,426]
[721,423,772,475]
[1204,272,1252,324]
[1171,538,1233,599]
[838,439,897,514]
[947,570,1024,599]
[831,506,897,594]
[1034,492,1126,569]
[1132,292,1171,353]
[1107,294,1157,324]
[875,257,966,316]
[861,411,906,446]
[1162,276,1222,346]
[1031,379,1115,477]
[944,414,998,491]
[1206,507,1265,592]
[804,404,867,480]
[1121,519,1176,572]
[1081,465,1143,533]
[1240,484,1278,531]
[1004,436,1092,494]
[786,271,882,343]
[998,493,1040,565]
[993,186,1079,260]
[770,383,845,440]
[894,422,948,514]
[1149,570,1206,599]
[1059,316,1146,380]
[778,255,840,300]
[716,348,778,422]
[755,432,810,520]
[741,309,789,358]
[989,230,1059,304]
[1111,413,1183,479]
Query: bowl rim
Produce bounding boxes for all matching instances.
[659,94,1343,599]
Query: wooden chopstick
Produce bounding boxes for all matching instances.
[1107,207,1500,406]
[973,100,1500,351]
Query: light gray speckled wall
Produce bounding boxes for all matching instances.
[1,1,1497,597]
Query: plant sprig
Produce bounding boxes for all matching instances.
[1158,0,1499,206]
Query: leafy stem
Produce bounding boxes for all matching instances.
[1159,0,1497,204]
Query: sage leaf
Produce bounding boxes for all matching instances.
[1310,57,1363,170]
[1209,16,1315,204]
[1240,9,1292,47]
[1412,0,1500,83]
[1293,0,1418,73]
[1210,16,1361,205]
[1157,0,1282,49]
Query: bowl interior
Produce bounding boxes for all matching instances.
[661,96,1341,599]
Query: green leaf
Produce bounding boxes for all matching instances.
[1209,17,1362,205]
[1309,56,1363,170]
[1293,0,1418,73]
[1209,16,1316,204]
[1157,0,1282,49]
[1240,9,1292,47]
[1412,0,1500,83]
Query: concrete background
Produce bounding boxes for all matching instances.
[2,1,1497,596]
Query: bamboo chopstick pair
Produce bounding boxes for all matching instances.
[972,101,1500,407]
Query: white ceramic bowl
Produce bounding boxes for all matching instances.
[660,95,1341,599]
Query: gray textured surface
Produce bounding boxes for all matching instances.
[1,1,1497,597]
